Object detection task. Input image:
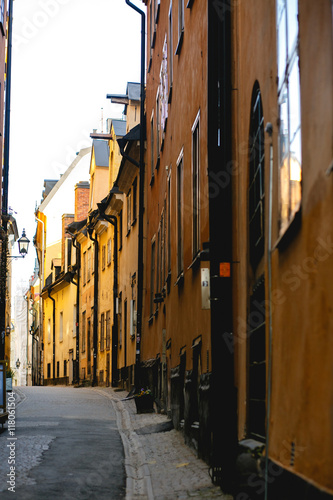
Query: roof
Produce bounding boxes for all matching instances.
[93,140,109,167]
[117,124,140,152]
[66,219,87,235]
[112,119,127,137]
[106,82,140,115]
[127,82,141,101]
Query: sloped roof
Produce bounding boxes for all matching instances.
[93,140,109,167]
[127,82,140,101]
[112,119,127,137]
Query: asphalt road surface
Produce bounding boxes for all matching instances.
[0,386,126,499]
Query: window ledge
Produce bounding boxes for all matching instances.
[148,57,152,74]
[175,31,184,56]
[131,218,137,228]
[150,173,155,187]
[188,251,201,271]
[126,229,131,238]
[155,156,160,171]
[174,271,184,287]
[148,315,154,325]
[273,208,301,252]
[187,0,194,7]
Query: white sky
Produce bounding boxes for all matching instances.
[8,0,144,289]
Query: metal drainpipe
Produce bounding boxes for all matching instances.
[71,237,81,385]
[265,124,274,500]
[125,0,145,391]
[98,210,118,387]
[47,289,56,383]
[87,227,99,386]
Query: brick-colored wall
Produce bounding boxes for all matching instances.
[75,181,90,222]
[62,214,74,270]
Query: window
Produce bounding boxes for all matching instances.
[64,360,67,377]
[130,299,136,339]
[161,36,169,131]
[83,252,87,285]
[167,172,171,273]
[118,292,122,346]
[150,112,155,179]
[57,361,60,378]
[87,318,91,373]
[127,190,131,233]
[156,89,161,162]
[168,2,173,94]
[132,179,137,223]
[176,0,184,54]
[106,310,111,350]
[156,227,161,295]
[81,311,86,353]
[150,239,156,317]
[73,304,77,337]
[0,0,5,34]
[100,313,105,351]
[192,112,200,258]
[277,0,302,235]
[48,318,51,343]
[119,211,123,250]
[102,245,106,271]
[107,238,111,266]
[87,247,91,282]
[249,84,265,270]
[177,151,184,277]
[47,363,51,379]
[124,300,128,347]
[59,311,63,342]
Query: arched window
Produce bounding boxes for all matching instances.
[249,83,265,270]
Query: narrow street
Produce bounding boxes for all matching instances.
[0,386,126,499]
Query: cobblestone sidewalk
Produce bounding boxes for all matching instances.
[97,388,233,500]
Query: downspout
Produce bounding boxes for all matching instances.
[47,289,56,383]
[97,209,118,387]
[125,0,145,390]
[119,145,140,169]
[71,236,80,385]
[87,227,98,386]
[0,0,14,360]
[208,0,237,490]
[265,123,274,500]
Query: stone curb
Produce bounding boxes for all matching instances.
[96,388,154,499]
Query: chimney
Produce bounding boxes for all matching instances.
[75,181,90,222]
[62,213,74,270]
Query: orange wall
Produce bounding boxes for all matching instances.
[232,0,333,493]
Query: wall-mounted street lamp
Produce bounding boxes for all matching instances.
[9,229,30,259]
[5,326,11,336]
[16,359,20,369]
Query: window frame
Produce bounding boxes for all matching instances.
[176,0,184,55]
[276,0,302,238]
[176,149,184,279]
[100,312,105,352]
[192,111,200,259]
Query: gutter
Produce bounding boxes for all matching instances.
[125,0,146,390]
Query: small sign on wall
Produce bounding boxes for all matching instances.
[201,268,210,310]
